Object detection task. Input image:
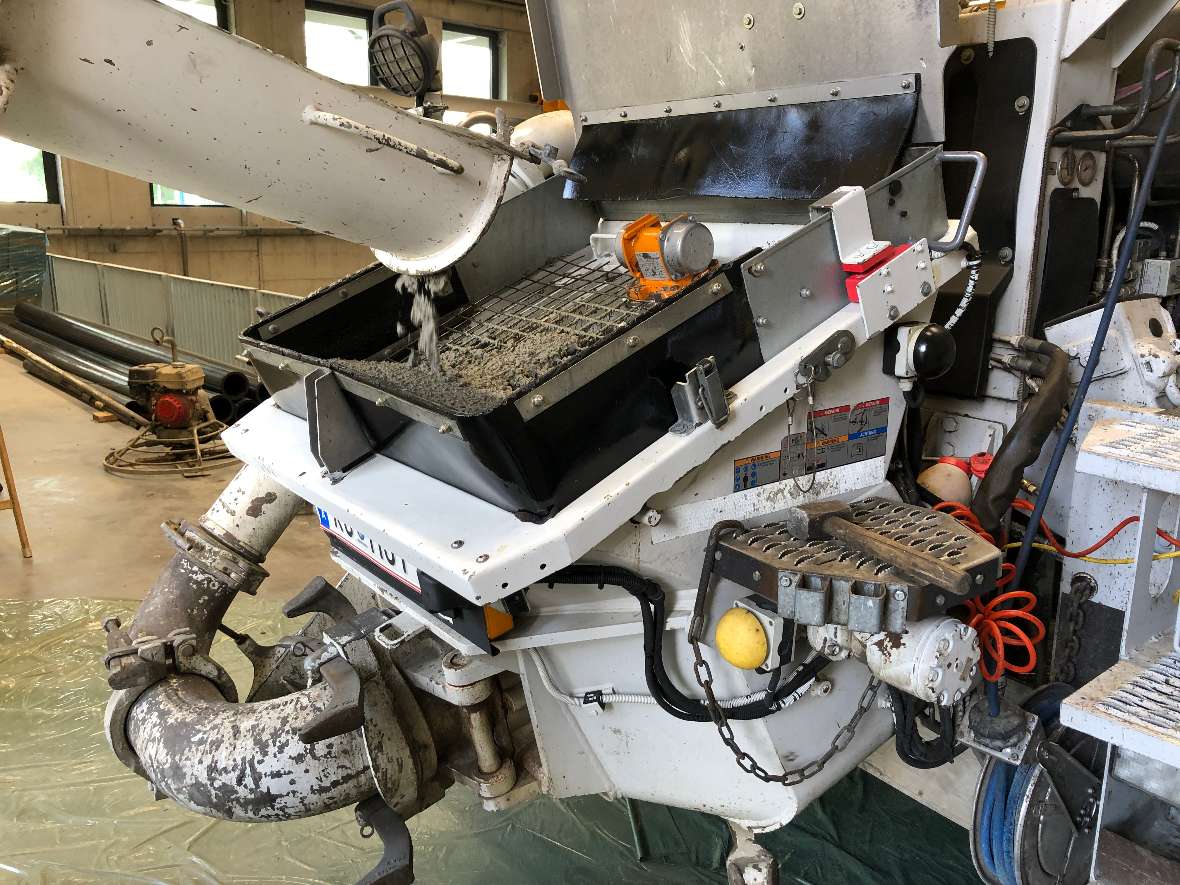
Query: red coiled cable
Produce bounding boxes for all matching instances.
[936,501,1043,681]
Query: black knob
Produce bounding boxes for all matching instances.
[912,324,956,380]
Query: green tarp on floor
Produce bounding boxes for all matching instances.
[0,598,980,884]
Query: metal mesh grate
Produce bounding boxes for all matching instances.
[425,248,660,401]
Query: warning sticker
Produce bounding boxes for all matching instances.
[732,397,890,492]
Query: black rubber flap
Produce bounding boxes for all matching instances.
[565,92,918,202]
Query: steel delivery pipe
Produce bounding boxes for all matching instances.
[14,302,252,397]
[0,321,131,395]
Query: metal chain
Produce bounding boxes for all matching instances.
[1055,578,1096,684]
[690,637,880,785]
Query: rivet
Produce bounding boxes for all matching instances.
[752,570,762,581]
[266,323,279,334]
[579,113,588,123]
[619,110,628,118]
[974,573,984,584]
[799,287,812,298]
[531,393,545,406]
[451,540,464,549]
[751,261,767,276]
[921,281,934,296]
[710,281,724,294]
[756,316,769,327]
[278,361,291,371]
[714,551,723,561]
[960,47,975,65]
[792,2,806,19]
[476,554,489,563]
[900,79,912,90]
[742,12,755,28]
[829,87,841,97]
[935,594,946,606]
[767,95,778,103]
[663,106,672,114]
[713,99,722,109]
[888,305,900,320]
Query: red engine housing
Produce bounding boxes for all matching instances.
[153,393,193,428]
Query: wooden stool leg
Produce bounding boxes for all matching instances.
[0,424,32,558]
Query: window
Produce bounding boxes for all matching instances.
[150,184,223,207]
[157,0,227,29]
[442,25,499,99]
[152,0,228,205]
[304,3,371,86]
[0,137,59,203]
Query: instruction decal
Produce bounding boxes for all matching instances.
[316,506,422,592]
[732,397,890,491]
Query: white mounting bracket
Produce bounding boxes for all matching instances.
[818,186,891,266]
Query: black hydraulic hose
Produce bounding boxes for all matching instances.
[550,561,829,721]
[14,302,252,397]
[0,321,132,395]
[1011,73,1180,592]
[1055,39,1180,146]
[972,337,1069,538]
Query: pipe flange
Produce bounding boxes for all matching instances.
[105,688,150,779]
[163,519,268,596]
[361,679,421,816]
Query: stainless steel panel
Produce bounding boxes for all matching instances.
[532,0,948,141]
[49,256,104,323]
[168,277,258,368]
[100,263,170,339]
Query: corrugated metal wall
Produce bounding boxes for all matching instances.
[45,255,302,370]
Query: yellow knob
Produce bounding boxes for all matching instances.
[714,607,769,670]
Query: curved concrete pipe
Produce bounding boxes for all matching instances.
[108,464,388,821]
[127,675,376,821]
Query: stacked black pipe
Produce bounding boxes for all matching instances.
[6,303,263,420]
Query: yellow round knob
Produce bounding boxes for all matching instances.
[714,607,769,670]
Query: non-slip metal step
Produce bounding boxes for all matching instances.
[1061,638,1180,769]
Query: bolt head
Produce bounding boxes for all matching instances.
[625,335,640,347]
[825,351,847,368]
[643,509,661,527]
[888,305,900,320]
[438,423,452,434]
[278,361,291,372]
[799,286,812,298]
[579,114,588,123]
[751,262,767,276]
[974,573,984,584]
[713,99,722,109]
[267,323,279,334]
[531,393,545,407]
[756,316,769,327]
[935,594,946,606]
[451,539,464,549]
[901,79,912,90]
[998,246,1014,264]
[663,106,672,114]
[710,281,724,295]
[752,570,762,582]
[780,575,794,587]
[829,87,841,97]
[619,110,628,118]
[920,281,934,296]
[768,95,778,103]
[375,395,391,407]
[937,638,952,655]
[476,554,489,563]
[893,589,906,601]
[1014,95,1031,114]
[960,47,975,65]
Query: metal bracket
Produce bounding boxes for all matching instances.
[796,329,856,385]
[670,356,729,433]
[355,794,415,885]
[305,368,374,483]
[813,186,890,266]
[1038,739,1103,832]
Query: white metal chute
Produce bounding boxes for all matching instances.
[0,0,513,274]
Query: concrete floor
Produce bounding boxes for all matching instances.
[0,354,339,601]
